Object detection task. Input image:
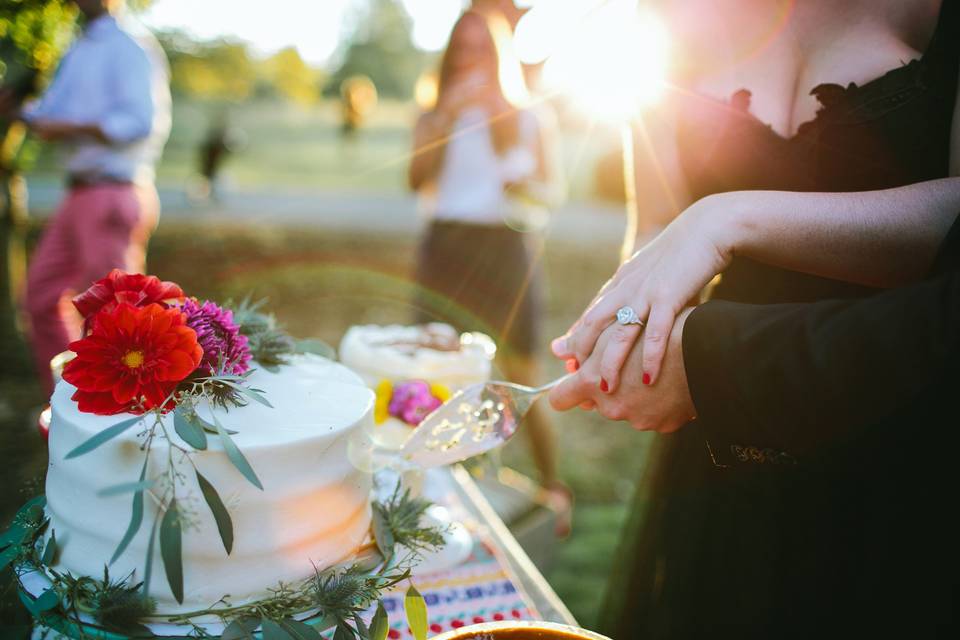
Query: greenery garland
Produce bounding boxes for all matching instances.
[2,486,441,640]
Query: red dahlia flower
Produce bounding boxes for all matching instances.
[73,269,184,327]
[62,303,203,415]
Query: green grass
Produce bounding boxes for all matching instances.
[30,97,618,199]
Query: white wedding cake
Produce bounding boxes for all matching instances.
[340,324,496,449]
[44,354,375,614]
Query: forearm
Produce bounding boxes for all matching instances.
[28,119,108,143]
[709,178,960,287]
[408,112,450,190]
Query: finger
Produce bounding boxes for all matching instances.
[641,305,677,386]
[569,295,626,364]
[551,288,610,358]
[579,400,595,410]
[548,372,593,411]
[597,323,643,393]
[551,334,574,359]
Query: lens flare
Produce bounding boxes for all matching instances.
[518,0,670,122]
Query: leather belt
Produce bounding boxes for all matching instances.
[67,175,134,189]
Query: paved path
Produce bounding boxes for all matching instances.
[25,177,629,246]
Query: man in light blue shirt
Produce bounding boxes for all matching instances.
[17,0,171,393]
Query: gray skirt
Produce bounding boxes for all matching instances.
[413,220,543,356]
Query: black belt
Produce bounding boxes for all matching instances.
[67,175,134,189]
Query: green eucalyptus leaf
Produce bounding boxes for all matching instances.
[159,500,183,604]
[333,624,353,640]
[173,409,208,450]
[98,479,155,497]
[0,528,22,548]
[213,414,264,490]
[352,613,370,640]
[111,456,149,565]
[218,379,274,408]
[197,414,236,435]
[369,601,389,640]
[295,338,336,360]
[65,416,143,459]
[142,514,161,596]
[18,590,40,615]
[195,470,234,555]
[33,588,60,612]
[371,506,394,561]
[279,618,322,640]
[404,585,428,640]
[41,530,57,566]
[221,617,259,640]
[261,619,294,640]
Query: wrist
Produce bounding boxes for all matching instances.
[696,192,744,262]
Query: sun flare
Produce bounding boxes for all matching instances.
[517,0,670,122]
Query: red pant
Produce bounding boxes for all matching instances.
[25,183,158,394]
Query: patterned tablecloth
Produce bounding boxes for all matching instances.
[365,468,541,639]
[376,539,538,639]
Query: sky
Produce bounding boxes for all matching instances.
[139,0,471,66]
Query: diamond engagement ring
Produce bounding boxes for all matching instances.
[616,306,645,326]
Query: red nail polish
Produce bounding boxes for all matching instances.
[600,378,609,393]
[642,373,651,385]
[565,358,579,373]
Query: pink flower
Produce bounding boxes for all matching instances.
[388,380,443,426]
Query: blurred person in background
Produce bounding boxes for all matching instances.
[338,75,378,139]
[407,9,568,521]
[195,108,244,202]
[14,0,171,394]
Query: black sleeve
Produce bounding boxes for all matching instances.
[682,270,960,454]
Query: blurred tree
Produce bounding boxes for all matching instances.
[326,0,427,99]
[0,0,77,381]
[256,46,322,105]
[159,33,258,101]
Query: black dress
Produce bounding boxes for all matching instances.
[601,3,960,638]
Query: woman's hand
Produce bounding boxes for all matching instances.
[551,194,738,392]
[549,308,697,432]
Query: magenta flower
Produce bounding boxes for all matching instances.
[388,380,443,426]
[181,298,251,375]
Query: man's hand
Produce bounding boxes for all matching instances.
[29,119,108,143]
[549,308,697,433]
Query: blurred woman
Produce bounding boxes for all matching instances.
[407,10,566,506]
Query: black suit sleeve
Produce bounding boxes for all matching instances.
[682,270,960,454]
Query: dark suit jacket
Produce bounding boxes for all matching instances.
[684,212,960,458]
[678,212,960,635]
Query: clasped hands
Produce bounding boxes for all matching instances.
[547,195,737,431]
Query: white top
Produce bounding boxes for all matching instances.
[431,106,539,224]
[23,14,171,184]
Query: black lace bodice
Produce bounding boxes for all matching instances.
[674,0,960,303]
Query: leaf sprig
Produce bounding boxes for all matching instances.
[4,489,443,640]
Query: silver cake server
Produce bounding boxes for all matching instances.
[398,374,570,469]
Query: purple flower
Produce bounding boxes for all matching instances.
[181,299,251,375]
[388,380,443,426]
